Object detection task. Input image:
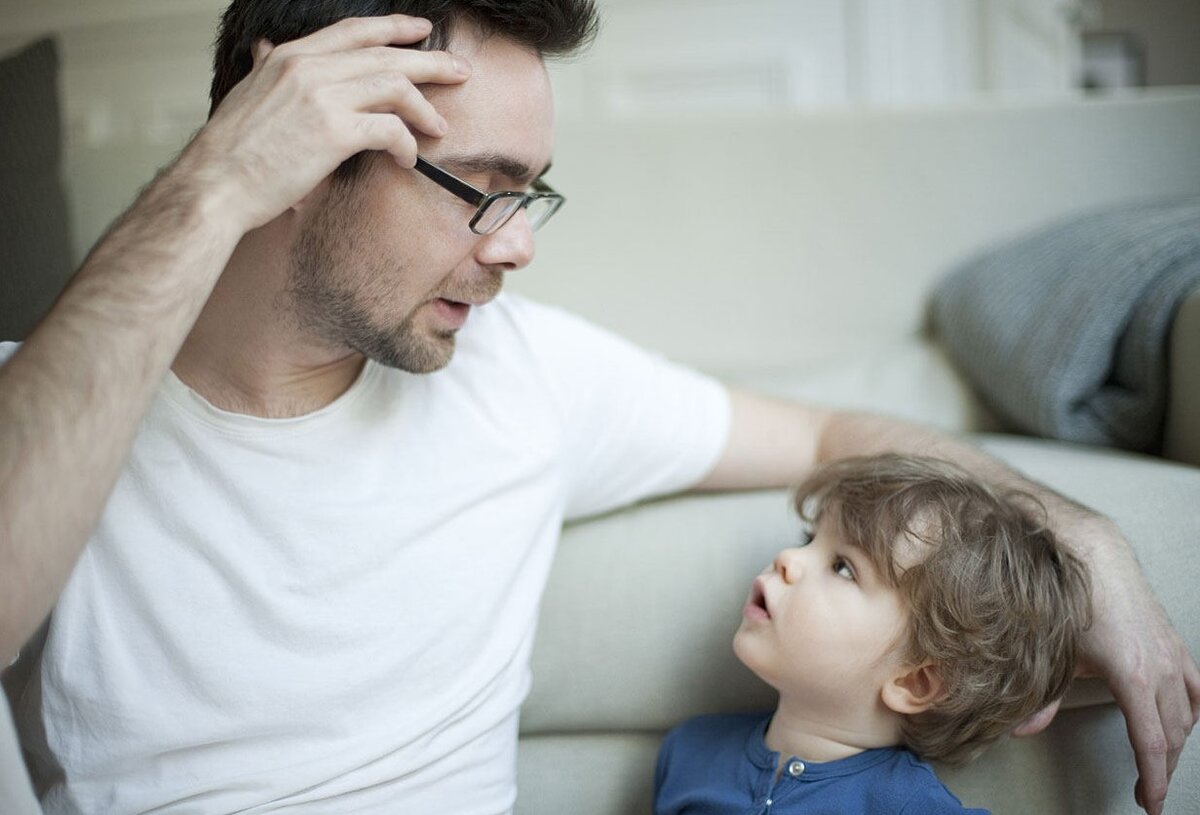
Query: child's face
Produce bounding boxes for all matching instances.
[733,518,912,709]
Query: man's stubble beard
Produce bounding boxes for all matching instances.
[286,183,456,375]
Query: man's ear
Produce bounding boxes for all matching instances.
[292,177,333,215]
[881,662,944,715]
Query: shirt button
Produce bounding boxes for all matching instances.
[787,760,806,777]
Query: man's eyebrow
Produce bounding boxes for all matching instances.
[435,153,552,186]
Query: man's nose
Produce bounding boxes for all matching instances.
[475,208,536,272]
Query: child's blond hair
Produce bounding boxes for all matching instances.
[794,454,1092,765]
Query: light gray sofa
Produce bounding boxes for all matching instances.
[516,319,1200,812]
[3,89,1199,814]
[509,91,1200,814]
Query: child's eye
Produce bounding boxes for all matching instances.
[832,557,856,581]
[798,528,814,547]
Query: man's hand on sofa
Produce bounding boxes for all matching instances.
[1052,520,1200,815]
[926,501,1200,815]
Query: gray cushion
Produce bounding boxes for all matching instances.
[0,37,73,341]
[929,199,1200,453]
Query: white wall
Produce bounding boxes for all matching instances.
[1,2,224,260]
[551,0,1083,123]
[0,0,1112,264]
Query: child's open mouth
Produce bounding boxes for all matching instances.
[743,577,771,621]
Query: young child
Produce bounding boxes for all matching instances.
[654,454,1092,814]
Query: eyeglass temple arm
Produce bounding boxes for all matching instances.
[413,156,485,207]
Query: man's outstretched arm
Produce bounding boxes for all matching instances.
[0,15,470,666]
[695,387,1200,815]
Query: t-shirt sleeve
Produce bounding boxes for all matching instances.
[507,296,731,520]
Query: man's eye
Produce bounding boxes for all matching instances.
[833,557,855,581]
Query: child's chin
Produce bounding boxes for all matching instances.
[731,628,761,676]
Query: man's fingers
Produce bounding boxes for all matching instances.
[356,113,421,168]
[1012,697,1061,737]
[270,48,469,140]
[308,45,470,86]
[1158,654,1199,788]
[333,72,451,139]
[272,14,434,57]
[1118,686,1169,815]
[1159,686,1189,790]
[1185,651,1200,725]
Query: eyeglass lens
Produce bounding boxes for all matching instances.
[475,196,561,235]
[475,197,525,234]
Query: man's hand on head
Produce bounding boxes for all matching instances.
[178,14,471,234]
[1013,519,1200,815]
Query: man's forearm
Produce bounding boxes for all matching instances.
[813,409,1134,565]
[0,160,242,664]
[817,411,1101,524]
[701,388,1123,559]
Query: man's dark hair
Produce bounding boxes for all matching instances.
[209,0,598,181]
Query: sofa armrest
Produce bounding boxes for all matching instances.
[1164,286,1200,467]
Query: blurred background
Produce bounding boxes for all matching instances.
[1,0,1198,342]
[1,0,1198,263]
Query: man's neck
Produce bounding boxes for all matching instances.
[171,225,365,419]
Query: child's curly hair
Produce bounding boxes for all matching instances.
[794,454,1093,765]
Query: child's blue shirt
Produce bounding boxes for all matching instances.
[654,712,990,815]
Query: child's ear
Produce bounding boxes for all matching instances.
[881,662,945,715]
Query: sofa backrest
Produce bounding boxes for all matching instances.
[512,90,1200,378]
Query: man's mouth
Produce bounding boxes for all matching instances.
[432,298,472,329]
[439,295,492,308]
[430,285,499,330]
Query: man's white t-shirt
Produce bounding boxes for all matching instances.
[3,294,730,814]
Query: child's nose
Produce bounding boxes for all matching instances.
[774,548,805,584]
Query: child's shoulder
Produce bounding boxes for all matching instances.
[659,711,770,764]
[664,711,769,745]
[672,710,763,734]
[885,751,991,815]
[655,712,772,812]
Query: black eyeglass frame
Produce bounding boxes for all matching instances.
[412,156,565,235]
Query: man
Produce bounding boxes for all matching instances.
[0,1,1195,813]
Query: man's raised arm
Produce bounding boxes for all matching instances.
[0,15,470,665]
[696,387,1200,815]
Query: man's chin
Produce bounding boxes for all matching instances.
[369,332,456,374]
